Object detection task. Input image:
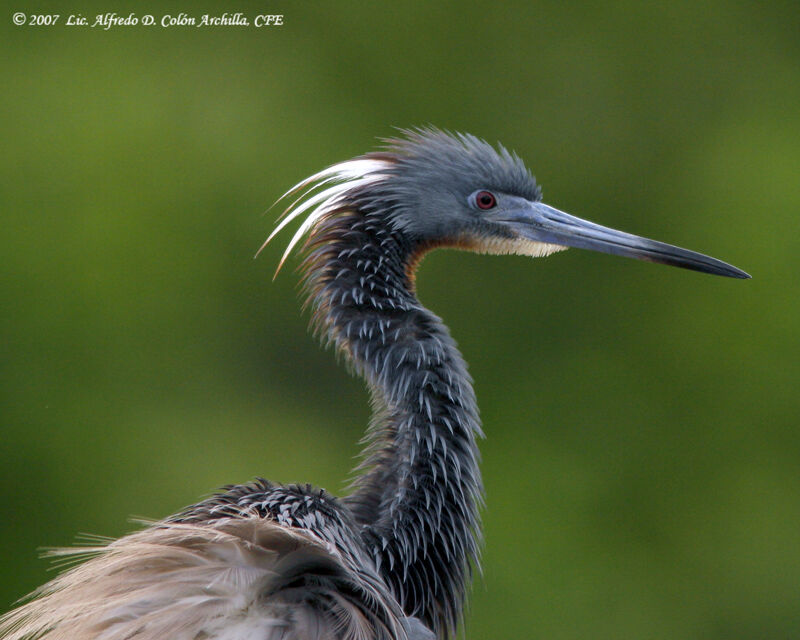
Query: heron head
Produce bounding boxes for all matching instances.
[266,128,749,279]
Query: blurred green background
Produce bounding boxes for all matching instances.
[2,1,798,638]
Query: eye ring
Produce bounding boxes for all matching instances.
[472,190,497,210]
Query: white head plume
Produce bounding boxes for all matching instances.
[259,158,391,276]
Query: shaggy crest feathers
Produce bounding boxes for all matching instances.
[375,128,540,202]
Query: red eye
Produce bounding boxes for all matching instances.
[475,191,496,210]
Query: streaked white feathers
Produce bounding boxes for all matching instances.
[259,158,391,275]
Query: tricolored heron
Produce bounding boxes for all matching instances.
[0,129,748,640]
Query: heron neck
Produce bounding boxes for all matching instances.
[303,210,483,638]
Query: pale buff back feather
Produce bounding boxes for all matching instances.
[0,516,415,640]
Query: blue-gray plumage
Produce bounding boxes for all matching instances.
[0,128,749,640]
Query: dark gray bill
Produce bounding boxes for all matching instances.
[505,202,750,279]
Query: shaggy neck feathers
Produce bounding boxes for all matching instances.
[299,205,483,638]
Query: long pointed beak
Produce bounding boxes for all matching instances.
[505,202,750,279]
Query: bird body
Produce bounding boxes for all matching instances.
[0,487,428,640]
[0,129,748,640]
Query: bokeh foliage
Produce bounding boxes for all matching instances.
[2,2,799,638]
